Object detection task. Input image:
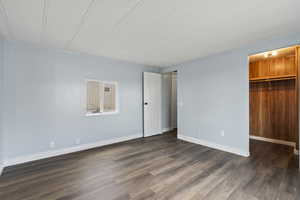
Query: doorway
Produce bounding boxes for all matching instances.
[248,46,299,159]
[143,71,178,138]
[162,71,178,137]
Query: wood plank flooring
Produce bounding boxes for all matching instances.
[0,130,299,200]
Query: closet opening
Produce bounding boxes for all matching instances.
[162,71,177,137]
[249,46,300,163]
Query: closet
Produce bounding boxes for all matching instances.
[249,46,299,152]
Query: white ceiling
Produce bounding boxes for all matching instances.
[0,0,299,67]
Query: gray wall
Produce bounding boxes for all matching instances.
[178,51,249,154]
[0,38,3,167]
[2,40,158,161]
[163,33,300,155]
[2,32,300,164]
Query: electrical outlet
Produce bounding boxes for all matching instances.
[221,130,225,137]
[50,141,55,148]
[75,138,81,145]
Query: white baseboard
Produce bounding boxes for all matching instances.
[4,134,142,167]
[162,127,175,133]
[250,135,298,155]
[0,165,4,175]
[178,134,249,157]
[144,131,163,137]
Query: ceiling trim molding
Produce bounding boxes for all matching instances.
[0,0,13,39]
[64,0,96,49]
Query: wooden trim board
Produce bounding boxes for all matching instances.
[250,135,298,155]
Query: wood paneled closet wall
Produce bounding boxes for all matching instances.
[249,46,299,150]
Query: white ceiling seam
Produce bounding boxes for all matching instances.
[0,5,6,38]
[40,0,49,43]
[2,0,45,44]
[0,0,300,66]
[112,0,147,32]
[64,0,96,49]
[0,0,12,39]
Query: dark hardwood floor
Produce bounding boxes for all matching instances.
[0,130,299,200]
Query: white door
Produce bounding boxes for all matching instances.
[143,72,162,137]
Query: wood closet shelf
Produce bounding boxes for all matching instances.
[250,75,296,83]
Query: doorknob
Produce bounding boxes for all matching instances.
[144,102,148,105]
